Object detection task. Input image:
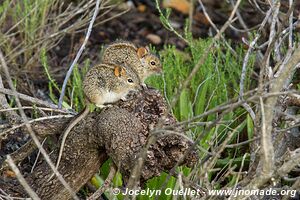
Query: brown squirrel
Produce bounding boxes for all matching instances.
[83,63,141,107]
[54,63,141,173]
[101,41,162,83]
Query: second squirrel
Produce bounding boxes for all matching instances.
[101,41,162,83]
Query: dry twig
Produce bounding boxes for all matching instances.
[0,87,62,109]
[6,155,39,200]
[58,0,102,108]
[87,164,117,200]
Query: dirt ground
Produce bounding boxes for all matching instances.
[47,0,300,85]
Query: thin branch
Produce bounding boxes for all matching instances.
[229,0,248,30]
[229,23,260,33]
[277,148,300,177]
[155,0,189,44]
[6,155,40,200]
[260,97,274,175]
[58,0,102,108]
[172,90,297,129]
[198,0,237,56]
[230,153,247,198]
[225,137,260,148]
[199,122,245,178]
[0,188,14,200]
[0,73,20,123]
[288,0,294,49]
[238,8,272,121]
[275,123,300,133]
[258,1,280,93]
[188,0,194,32]
[0,106,70,114]
[0,114,73,137]
[87,164,117,200]
[31,137,48,173]
[0,87,61,109]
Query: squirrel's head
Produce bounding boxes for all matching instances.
[137,47,162,78]
[114,65,141,92]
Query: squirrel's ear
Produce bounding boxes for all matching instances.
[137,47,148,58]
[120,67,126,76]
[114,66,126,77]
[114,66,121,77]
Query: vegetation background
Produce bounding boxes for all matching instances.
[0,0,299,199]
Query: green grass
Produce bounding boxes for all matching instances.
[0,0,58,69]
[0,0,105,73]
[143,39,255,199]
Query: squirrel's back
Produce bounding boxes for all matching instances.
[101,41,141,68]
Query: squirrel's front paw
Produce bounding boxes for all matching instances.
[97,104,112,108]
[121,96,128,101]
[141,83,148,90]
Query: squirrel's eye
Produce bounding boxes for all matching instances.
[150,61,156,65]
[128,79,133,83]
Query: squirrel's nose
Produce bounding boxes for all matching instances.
[138,84,143,90]
[140,84,147,90]
[155,67,163,73]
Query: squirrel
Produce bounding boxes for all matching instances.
[54,63,141,173]
[101,41,162,83]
